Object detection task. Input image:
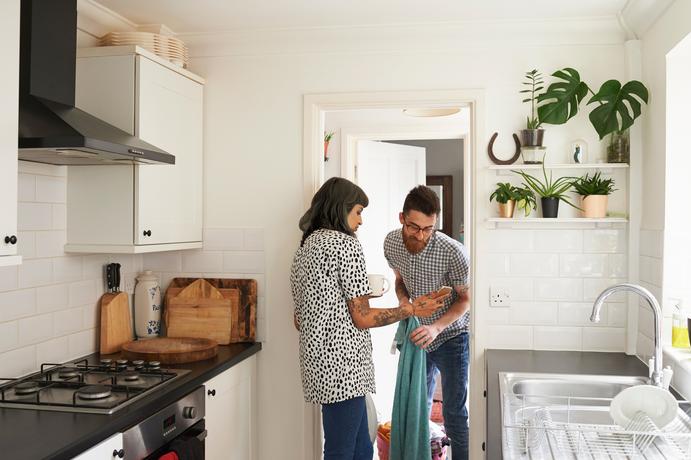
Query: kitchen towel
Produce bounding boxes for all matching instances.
[389,316,431,460]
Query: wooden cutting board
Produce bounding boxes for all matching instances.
[165,279,233,344]
[121,337,218,364]
[166,278,257,343]
[99,292,133,354]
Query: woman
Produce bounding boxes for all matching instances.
[290,177,449,460]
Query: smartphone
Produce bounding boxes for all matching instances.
[435,286,453,297]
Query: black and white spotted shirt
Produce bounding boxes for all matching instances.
[290,229,376,404]
[384,229,470,352]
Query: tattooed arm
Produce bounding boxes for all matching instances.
[347,291,450,330]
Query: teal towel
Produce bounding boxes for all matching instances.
[390,317,431,460]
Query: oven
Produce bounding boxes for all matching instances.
[123,386,206,460]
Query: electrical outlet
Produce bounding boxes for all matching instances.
[490,286,511,307]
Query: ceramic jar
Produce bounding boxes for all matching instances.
[134,270,161,339]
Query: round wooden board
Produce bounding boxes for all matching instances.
[122,337,218,364]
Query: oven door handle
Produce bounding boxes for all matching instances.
[196,429,208,441]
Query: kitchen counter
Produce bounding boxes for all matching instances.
[485,349,649,460]
[0,342,261,460]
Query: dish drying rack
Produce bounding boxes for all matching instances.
[502,392,691,459]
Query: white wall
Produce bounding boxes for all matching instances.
[637,0,691,361]
[181,20,633,459]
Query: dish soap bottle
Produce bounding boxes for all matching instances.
[134,270,161,339]
[672,302,690,348]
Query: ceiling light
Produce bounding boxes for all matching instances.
[402,108,460,117]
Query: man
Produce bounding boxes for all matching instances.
[384,185,471,459]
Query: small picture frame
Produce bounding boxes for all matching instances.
[570,139,588,164]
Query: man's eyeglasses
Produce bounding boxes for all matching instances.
[404,220,436,236]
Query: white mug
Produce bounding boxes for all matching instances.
[368,274,391,297]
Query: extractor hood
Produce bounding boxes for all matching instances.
[18,0,174,165]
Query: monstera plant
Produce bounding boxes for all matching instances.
[536,68,649,163]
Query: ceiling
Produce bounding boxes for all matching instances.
[95,0,630,34]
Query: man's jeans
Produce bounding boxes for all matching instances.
[426,332,469,460]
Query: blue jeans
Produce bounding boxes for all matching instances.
[321,396,373,460]
[426,333,469,460]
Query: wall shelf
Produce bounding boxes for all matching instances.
[489,163,629,170]
[486,217,628,229]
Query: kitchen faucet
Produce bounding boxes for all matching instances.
[590,283,663,388]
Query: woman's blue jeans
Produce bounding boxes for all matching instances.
[426,332,470,460]
[321,396,373,460]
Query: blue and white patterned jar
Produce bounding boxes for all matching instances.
[134,270,161,339]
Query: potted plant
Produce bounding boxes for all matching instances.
[520,70,546,162]
[513,186,537,217]
[512,161,579,218]
[324,131,335,161]
[490,182,518,218]
[573,172,616,218]
[536,68,649,163]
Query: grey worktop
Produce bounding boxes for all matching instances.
[485,349,649,460]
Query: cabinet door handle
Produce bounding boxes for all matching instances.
[143,230,152,237]
[207,388,216,397]
[4,235,17,245]
[112,449,125,458]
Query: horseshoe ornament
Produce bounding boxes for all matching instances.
[487,132,521,165]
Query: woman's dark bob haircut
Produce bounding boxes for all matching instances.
[299,177,369,245]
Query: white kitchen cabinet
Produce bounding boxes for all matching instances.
[66,46,204,253]
[72,433,123,460]
[0,0,20,266]
[204,355,257,460]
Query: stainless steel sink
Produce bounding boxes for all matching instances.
[499,372,691,459]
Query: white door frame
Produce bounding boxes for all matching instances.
[303,89,485,460]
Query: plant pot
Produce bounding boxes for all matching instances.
[498,200,515,218]
[606,130,629,163]
[540,197,560,218]
[520,129,544,147]
[521,146,546,164]
[580,195,608,218]
[324,140,330,161]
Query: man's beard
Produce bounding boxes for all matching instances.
[403,233,428,254]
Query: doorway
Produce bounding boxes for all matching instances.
[303,90,482,459]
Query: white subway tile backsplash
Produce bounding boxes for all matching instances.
[0,346,37,378]
[534,278,582,301]
[486,306,509,325]
[638,304,654,340]
[583,278,626,302]
[18,203,52,231]
[533,230,582,253]
[18,314,53,346]
[0,321,18,353]
[560,254,607,277]
[558,302,603,327]
[509,254,558,277]
[637,333,654,361]
[639,256,662,286]
[82,303,99,329]
[582,327,626,351]
[508,302,558,325]
[0,265,18,292]
[487,325,533,349]
[607,254,627,278]
[68,328,97,358]
[53,256,83,283]
[534,326,582,350]
[18,258,52,288]
[54,307,84,336]
[608,303,627,327]
[583,229,626,253]
[37,284,69,313]
[223,251,265,273]
[16,231,36,259]
[486,254,510,276]
[18,161,66,177]
[640,229,663,258]
[52,204,66,230]
[182,251,223,272]
[35,176,66,203]
[17,174,35,202]
[36,336,70,365]
[486,230,534,253]
[243,228,265,251]
[490,278,534,301]
[143,252,183,272]
[82,254,109,278]
[69,280,97,307]
[0,289,37,321]
[202,228,244,251]
[35,231,66,258]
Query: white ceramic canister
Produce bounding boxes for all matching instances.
[134,270,162,339]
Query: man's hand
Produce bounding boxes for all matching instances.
[410,324,442,349]
[411,290,451,317]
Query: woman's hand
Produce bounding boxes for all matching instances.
[411,290,451,317]
[410,324,442,349]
